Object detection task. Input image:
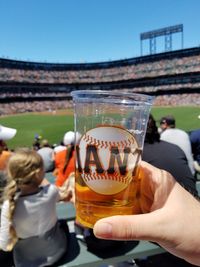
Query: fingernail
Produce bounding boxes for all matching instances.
[94,221,113,238]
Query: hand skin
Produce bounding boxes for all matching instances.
[93,161,200,266]
[58,173,75,203]
[43,172,75,203]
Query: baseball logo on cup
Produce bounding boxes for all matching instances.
[76,125,140,195]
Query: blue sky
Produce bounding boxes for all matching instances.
[0,0,200,63]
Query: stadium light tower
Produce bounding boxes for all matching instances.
[140,24,183,55]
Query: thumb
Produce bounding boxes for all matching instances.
[93,211,165,243]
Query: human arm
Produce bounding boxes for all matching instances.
[93,161,200,266]
[57,172,75,203]
[0,201,12,251]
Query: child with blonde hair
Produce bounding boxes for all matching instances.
[0,148,72,267]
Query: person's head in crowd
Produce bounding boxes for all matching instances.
[63,131,75,146]
[4,148,44,250]
[145,114,160,144]
[41,139,50,148]
[6,148,44,193]
[54,131,80,176]
[159,115,176,132]
[63,131,81,146]
[32,134,42,151]
[54,131,81,155]
[0,125,17,154]
[37,139,54,172]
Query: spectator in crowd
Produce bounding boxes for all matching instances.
[32,134,42,151]
[93,161,200,266]
[37,139,55,172]
[0,148,73,267]
[53,141,66,154]
[189,128,200,174]
[0,125,17,171]
[0,93,200,116]
[54,131,76,187]
[143,114,197,196]
[159,115,195,175]
[0,125,17,266]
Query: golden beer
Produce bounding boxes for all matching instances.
[75,165,142,228]
[71,90,153,229]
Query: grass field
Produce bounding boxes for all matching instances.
[1,106,200,150]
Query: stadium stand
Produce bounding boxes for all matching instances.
[0,47,200,114]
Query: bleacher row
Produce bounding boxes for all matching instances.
[0,92,200,116]
[1,48,200,84]
[0,47,200,115]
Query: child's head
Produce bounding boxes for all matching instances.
[7,148,44,189]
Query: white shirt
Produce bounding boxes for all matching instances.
[0,184,59,251]
[53,145,66,153]
[160,128,195,174]
[37,147,54,172]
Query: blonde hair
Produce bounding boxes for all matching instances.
[4,148,44,250]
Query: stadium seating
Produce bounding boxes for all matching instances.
[0,47,200,115]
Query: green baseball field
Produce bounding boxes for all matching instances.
[1,106,200,150]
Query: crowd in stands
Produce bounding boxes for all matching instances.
[0,126,75,266]
[1,47,200,266]
[153,93,200,106]
[1,81,200,99]
[1,112,200,266]
[0,48,200,114]
[0,100,73,115]
[0,93,199,116]
[1,52,200,84]
[0,92,70,99]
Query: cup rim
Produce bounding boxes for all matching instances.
[71,90,154,105]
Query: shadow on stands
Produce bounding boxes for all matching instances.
[137,252,197,267]
[0,251,14,267]
[51,233,80,267]
[51,231,139,266]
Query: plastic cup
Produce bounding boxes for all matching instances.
[71,90,154,228]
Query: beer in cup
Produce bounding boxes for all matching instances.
[71,90,153,228]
